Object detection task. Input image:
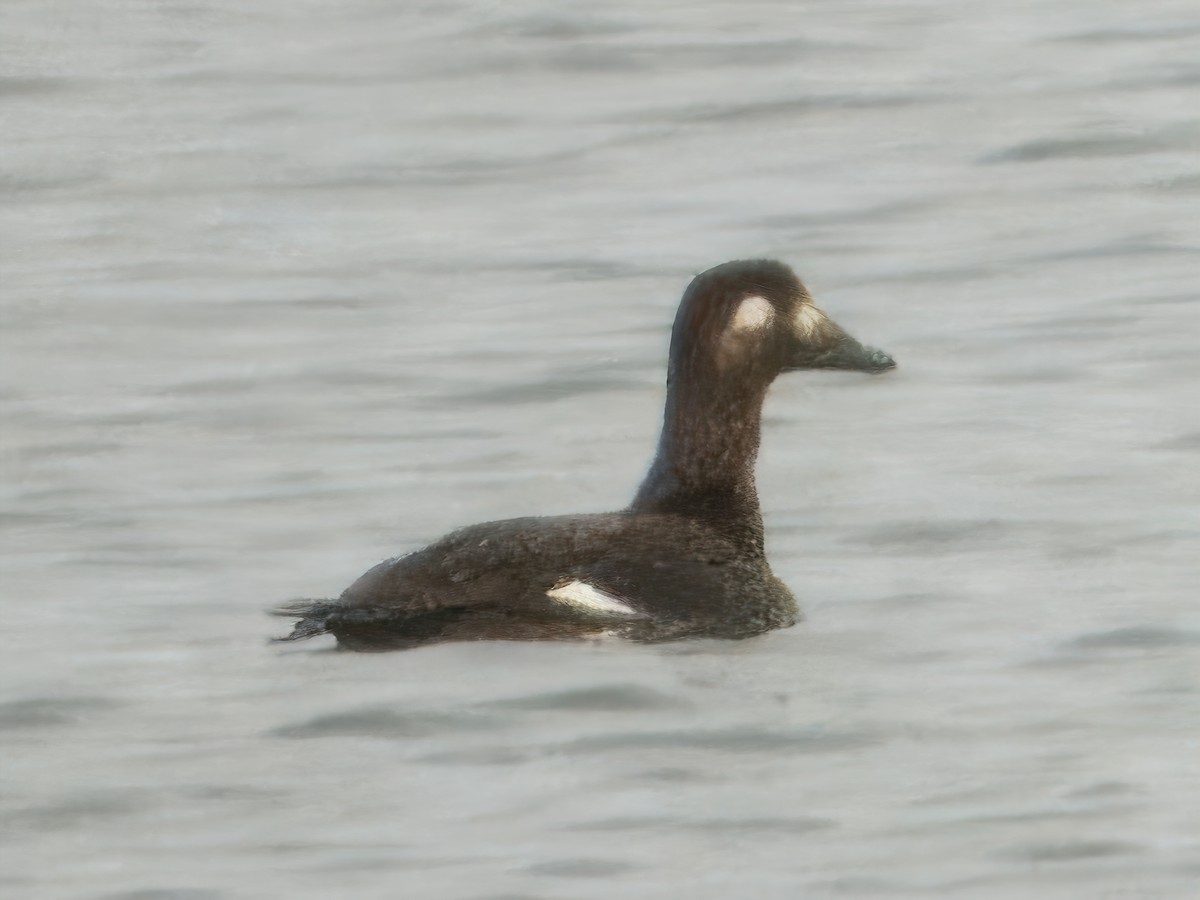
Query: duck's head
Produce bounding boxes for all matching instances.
[670,259,895,385]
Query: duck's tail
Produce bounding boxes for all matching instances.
[271,600,342,643]
[271,600,475,651]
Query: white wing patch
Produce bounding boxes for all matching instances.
[730,295,775,332]
[547,580,640,617]
[794,304,828,337]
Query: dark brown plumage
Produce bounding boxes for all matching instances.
[274,259,895,651]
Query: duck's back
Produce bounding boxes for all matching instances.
[278,511,798,650]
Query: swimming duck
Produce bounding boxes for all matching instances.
[275,259,894,650]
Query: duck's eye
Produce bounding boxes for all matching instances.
[729,295,775,333]
[794,303,830,337]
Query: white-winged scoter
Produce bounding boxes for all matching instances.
[275,259,895,650]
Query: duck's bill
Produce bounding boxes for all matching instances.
[787,313,896,374]
[812,335,896,373]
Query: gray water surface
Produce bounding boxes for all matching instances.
[3,1,1199,898]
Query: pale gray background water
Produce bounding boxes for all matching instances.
[2,1,1198,898]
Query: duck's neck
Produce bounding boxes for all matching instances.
[631,374,769,555]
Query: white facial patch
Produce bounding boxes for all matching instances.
[794,304,829,337]
[730,295,775,332]
[547,580,639,617]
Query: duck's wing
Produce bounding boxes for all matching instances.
[335,513,635,609]
[273,513,644,648]
[556,550,782,641]
[401,511,744,621]
[271,512,758,649]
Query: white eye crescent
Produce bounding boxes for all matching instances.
[730,295,774,332]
